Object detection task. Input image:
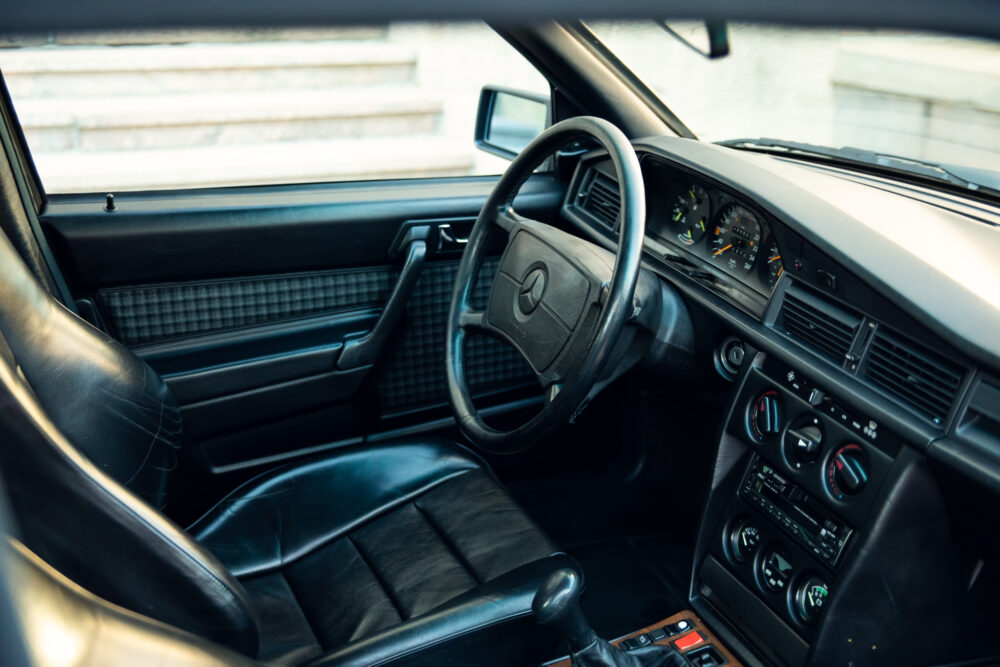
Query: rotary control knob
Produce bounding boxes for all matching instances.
[784,415,823,469]
[748,390,782,441]
[826,444,869,499]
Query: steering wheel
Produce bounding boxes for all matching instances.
[446,116,645,454]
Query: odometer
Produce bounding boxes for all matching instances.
[710,204,762,274]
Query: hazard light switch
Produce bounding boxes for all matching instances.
[672,631,705,652]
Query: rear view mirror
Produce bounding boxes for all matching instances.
[659,20,731,59]
[474,86,550,160]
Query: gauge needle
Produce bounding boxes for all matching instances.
[777,266,784,278]
[674,211,682,221]
[768,255,781,262]
[714,244,732,256]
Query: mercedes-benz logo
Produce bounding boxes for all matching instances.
[517,268,547,315]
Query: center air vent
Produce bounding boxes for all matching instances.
[581,171,621,230]
[863,327,965,424]
[779,287,861,364]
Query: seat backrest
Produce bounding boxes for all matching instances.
[0,228,260,656]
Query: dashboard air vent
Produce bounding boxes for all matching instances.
[780,287,861,363]
[581,171,620,229]
[863,327,965,423]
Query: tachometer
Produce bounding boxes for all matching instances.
[710,203,762,273]
[762,240,784,289]
[670,185,711,246]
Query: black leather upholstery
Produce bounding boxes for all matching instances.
[0,219,564,664]
[0,229,180,509]
[0,330,260,655]
[189,440,559,662]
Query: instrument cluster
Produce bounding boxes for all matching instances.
[647,160,784,295]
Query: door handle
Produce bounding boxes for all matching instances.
[438,223,469,251]
[337,226,429,370]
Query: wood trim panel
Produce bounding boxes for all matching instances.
[544,609,742,666]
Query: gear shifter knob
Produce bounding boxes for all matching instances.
[532,567,598,652]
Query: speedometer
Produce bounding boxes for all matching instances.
[710,204,762,274]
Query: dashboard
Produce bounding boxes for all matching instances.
[559,136,1000,666]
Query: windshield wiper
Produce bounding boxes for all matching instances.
[718,137,1000,198]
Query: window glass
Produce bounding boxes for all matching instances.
[0,23,548,193]
[588,21,1000,173]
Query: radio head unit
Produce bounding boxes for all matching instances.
[740,456,853,568]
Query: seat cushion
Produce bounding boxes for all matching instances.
[188,439,558,663]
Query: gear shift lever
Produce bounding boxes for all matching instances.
[531,567,597,652]
[533,568,689,667]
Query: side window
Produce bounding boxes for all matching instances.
[0,23,549,194]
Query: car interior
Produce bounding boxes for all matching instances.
[0,4,998,667]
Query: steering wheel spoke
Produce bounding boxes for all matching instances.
[493,205,535,234]
[458,309,486,331]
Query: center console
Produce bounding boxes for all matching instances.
[694,356,902,665]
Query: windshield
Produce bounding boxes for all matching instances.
[587,22,1000,174]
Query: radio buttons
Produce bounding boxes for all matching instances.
[741,457,852,568]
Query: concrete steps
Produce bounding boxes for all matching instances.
[1,41,418,97]
[16,88,444,151]
[31,137,474,193]
[0,36,479,192]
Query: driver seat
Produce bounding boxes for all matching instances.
[0,224,566,665]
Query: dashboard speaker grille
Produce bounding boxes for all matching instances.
[780,287,861,363]
[582,172,620,229]
[863,327,965,423]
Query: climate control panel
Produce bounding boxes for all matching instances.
[709,358,901,640]
[728,360,896,530]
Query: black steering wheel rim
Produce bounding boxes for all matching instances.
[445,116,645,454]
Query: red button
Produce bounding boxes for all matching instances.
[672,631,705,652]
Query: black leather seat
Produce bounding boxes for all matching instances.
[190,440,560,663]
[0,220,565,665]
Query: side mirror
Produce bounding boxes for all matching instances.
[474,86,551,161]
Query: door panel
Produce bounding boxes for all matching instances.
[39,175,561,499]
[375,257,533,416]
[97,265,397,346]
